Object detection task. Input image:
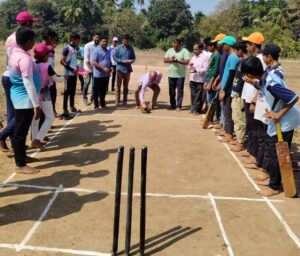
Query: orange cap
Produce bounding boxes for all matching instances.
[211,34,226,43]
[242,32,264,45]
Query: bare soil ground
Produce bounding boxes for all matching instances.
[0,47,300,256]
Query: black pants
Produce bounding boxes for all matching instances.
[50,83,57,114]
[223,95,234,135]
[264,130,294,190]
[63,76,77,111]
[111,65,116,91]
[12,109,34,167]
[256,122,267,167]
[168,77,185,108]
[245,103,259,156]
[78,74,84,91]
[190,81,204,113]
[94,77,109,108]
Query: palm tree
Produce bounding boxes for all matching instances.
[62,0,84,24]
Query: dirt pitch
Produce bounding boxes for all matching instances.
[0,50,300,256]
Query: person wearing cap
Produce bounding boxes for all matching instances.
[60,32,81,119]
[82,32,100,105]
[91,35,112,110]
[0,11,39,153]
[164,38,190,111]
[228,40,248,152]
[135,70,162,112]
[31,43,65,149]
[188,43,208,115]
[42,28,59,116]
[108,37,119,92]
[241,50,300,197]
[9,27,41,174]
[240,32,266,169]
[218,35,240,143]
[114,34,136,106]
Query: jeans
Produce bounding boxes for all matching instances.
[0,76,15,140]
[12,108,34,167]
[111,65,116,91]
[63,75,77,111]
[116,71,131,103]
[190,81,204,113]
[94,77,109,108]
[83,73,93,101]
[168,77,185,108]
[223,95,234,134]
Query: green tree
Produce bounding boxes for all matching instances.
[147,0,193,40]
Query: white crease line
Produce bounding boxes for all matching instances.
[0,243,110,256]
[96,113,199,121]
[3,172,16,184]
[213,128,300,248]
[16,184,63,252]
[0,183,283,203]
[208,193,235,256]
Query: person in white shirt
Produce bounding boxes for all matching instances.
[82,32,100,105]
[108,37,119,92]
[188,43,208,115]
[135,71,162,111]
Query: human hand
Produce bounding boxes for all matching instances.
[34,107,41,120]
[219,90,225,101]
[242,75,257,85]
[264,109,281,121]
[249,103,255,113]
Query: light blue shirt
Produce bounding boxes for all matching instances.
[114,44,136,73]
[92,46,112,78]
[221,52,239,90]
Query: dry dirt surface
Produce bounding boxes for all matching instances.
[0,48,300,256]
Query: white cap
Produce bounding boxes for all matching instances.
[112,37,118,42]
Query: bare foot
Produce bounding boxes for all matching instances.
[243,155,256,164]
[254,171,270,182]
[237,150,251,157]
[244,163,259,169]
[31,139,45,150]
[255,179,270,186]
[219,134,233,143]
[215,130,226,136]
[0,140,10,152]
[213,124,222,129]
[16,165,40,174]
[228,140,238,145]
[230,144,244,152]
[256,187,280,197]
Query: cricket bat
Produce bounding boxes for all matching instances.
[275,122,297,197]
[202,94,218,129]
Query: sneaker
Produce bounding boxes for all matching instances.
[123,101,128,106]
[83,99,91,106]
[94,107,101,111]
[60,113,73,120]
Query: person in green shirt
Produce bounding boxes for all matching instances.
[164,38,190,111]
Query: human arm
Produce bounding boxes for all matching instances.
[84,44,92,72]
[265,97,298,121]
[60,47,77,74]
[23,77,41,120]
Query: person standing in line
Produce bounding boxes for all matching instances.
[60,32,81,119]
[114,34,136,106]
[92,35,112,110]
[135,70,162,111]
[108,37,119,92]
[0,11,39,153]
[164,38,190,111]
[82,33,100,105]
[188,43,208,115]
[9,27,41,174]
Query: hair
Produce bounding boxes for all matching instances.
[16,27,35,46]
[262,44,281,60]
[100,34,108,40]
[203,37,212,45]
[122,34,130,40]
[93,32,101,37]
[241,56,264,77]
[235,41,247,54]
[42,28,58,41]
[173,38,181,44]
[194,42,204,50]
[69,32,80,41]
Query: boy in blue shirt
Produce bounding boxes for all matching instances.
[218,36,240,143]
[242,46,300,197]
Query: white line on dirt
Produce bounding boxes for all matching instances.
[0,243,110,256]
[16,184,63,252]
[216,132,300,248]
[1,182,283,203]
[208,193,235,256]
[97,113,199,121]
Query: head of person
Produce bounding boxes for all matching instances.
[218,35,237,52]
[42,28,59,47]
[16,11,39,29]
[16,27,35,51]
[34,42,53,62]
[172,38,181,52]
[242,32,264,55]
[235,40,248,58]
[241,56,264,80]
[69,32,80,47]
[122,34,131,47]
[93,32,101,45]
[211,34,226,52]
[203,37,212,51]
[149,70,158,83]
[99,34,108,48]
[112,36,118,47]
[262,44,281,65]
[193,43,204,56]
[206,41,217,53]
